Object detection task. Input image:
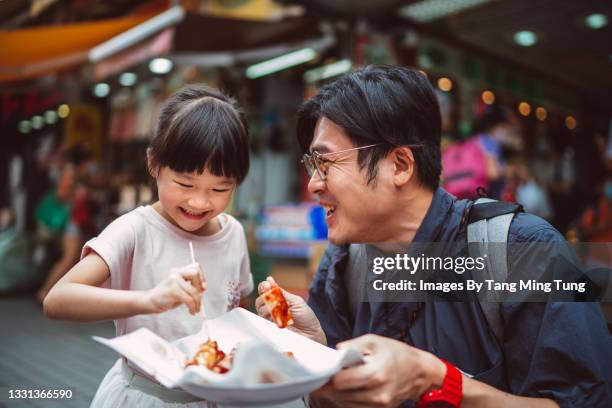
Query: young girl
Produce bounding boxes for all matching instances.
[44,85,258,407]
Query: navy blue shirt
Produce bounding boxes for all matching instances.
[308,187,611,407]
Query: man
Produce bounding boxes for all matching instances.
[256,65,611,407]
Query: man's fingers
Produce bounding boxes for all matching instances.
[255,296,272,319]
[266,276,279,287]
[257,276,279,294]
[255,296,265,311]
[337,334,378,353]
[280,288,303,306]
[332,363,379,391]
[329,388,390,408]
[313,384,374,408]
[258,280,271,295]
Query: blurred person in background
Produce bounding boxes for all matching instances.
[35,146,100,303]
[473,106,522,200]
[442,106,521,200]
[548,138,577,235]
[577,130,612,243]
[514,162,553,221]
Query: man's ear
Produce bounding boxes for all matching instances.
[146,148,158,178]
[390,146,415,187]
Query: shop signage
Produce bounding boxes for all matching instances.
[1,89,63,126]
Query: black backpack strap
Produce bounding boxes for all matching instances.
[468,201,523,224]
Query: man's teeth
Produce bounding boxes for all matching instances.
[326,206,336,216]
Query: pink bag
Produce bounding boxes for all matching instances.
[442,138,488,199]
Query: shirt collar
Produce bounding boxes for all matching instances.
[412,187,454,242]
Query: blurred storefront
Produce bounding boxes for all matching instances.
[1,0,611,298]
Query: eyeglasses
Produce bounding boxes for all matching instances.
[301,143,425,181]
[301,144,379,181]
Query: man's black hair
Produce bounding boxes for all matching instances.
[149,85,249,184]
[296,65,441,189]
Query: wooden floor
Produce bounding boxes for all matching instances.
[0,295,116,408]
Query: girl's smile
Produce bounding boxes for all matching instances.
[179,207,212,221]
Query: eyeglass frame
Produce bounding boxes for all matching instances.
[301,143,424,181]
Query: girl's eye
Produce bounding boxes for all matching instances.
[213,188,230,193]
[175,181,193,188]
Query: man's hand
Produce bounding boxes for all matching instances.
[144,262,206,315]
[312,334,445,408]
[255,277,327,344]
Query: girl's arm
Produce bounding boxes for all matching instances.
[36,230,81,303]
[44,253,205,322]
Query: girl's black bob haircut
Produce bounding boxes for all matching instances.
[149,85,249,184]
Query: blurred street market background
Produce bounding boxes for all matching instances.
[1,0,611,405]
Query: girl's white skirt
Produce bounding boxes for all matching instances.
[90,359,307,408]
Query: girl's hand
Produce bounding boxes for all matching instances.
[144,263,206,315]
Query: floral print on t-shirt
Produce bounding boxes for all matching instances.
[226,280,241,311]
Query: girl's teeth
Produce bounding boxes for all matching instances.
[184,209,204,216]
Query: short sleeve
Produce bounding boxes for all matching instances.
[81,213,136,290]
[237,227,254,296]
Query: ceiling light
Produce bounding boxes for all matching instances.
[119,72,138,87]
[481,90,495,104]
[518,102,531,116]
[149,58,173,74]
[437,77,453,92]
[31,115,44,129]
[514,30,537,47]
[57,104,70,119]
[246,48,317,79]
[304,59,352,83]
[93,82,110,98]
[535,107,547,121]
[18,120,31,134]
[44,110,58,124]
[585,13,608,29]
[399,0,495,23]
[565,115,576,130]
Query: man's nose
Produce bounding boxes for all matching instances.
[307,171,325,195]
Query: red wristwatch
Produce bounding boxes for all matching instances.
[416,359,463,408]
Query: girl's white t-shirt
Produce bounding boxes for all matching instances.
[82,205,254,341]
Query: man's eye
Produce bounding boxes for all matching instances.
[318,159,332,170]
[175,181,193,188]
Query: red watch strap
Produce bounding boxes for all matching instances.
[416,359,462,408]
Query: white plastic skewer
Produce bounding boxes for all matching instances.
[189,241,211,338]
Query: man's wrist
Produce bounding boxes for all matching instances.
[417,358,462,408]
[423,352,446,393]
